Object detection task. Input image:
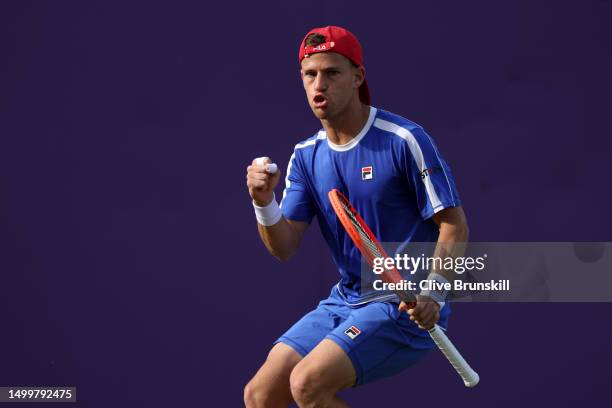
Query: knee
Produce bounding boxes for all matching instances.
[243,380,271,408]
[243,381,257,407]
[289,365,325,406]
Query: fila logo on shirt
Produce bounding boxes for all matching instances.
[344,325,361,340]
[361,166,373,180]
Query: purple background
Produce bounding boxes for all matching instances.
[1,1,610,406]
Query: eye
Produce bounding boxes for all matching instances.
[304,71,316,78]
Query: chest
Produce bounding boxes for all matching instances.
[309,145,412,210]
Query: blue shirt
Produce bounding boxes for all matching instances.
[281,107,461,317]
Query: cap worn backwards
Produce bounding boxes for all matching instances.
[298,26,371,105]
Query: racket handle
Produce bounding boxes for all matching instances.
[428,325,480,387]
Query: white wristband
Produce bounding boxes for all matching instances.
[420,272,449,309]
[253,193,282,226]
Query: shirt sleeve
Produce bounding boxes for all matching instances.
[279,149,316,223]
[402,126,462,220]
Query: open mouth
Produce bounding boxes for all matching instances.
[313,94,327,108]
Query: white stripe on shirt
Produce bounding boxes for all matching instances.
[281,131,326,206]
[373,118,443,211]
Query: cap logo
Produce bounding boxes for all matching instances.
[304,41,335,57]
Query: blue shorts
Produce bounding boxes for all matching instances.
[275,286,437,386]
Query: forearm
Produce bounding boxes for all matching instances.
[431,208,470,282]
[413,219,468,312]
[247,156,308,262]
[405,217,468,327]
[257,217,302,261]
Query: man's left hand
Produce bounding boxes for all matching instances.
[398,295,440,330]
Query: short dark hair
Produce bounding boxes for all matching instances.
[305,33,326,47]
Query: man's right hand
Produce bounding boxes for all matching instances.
[246,157,281,206]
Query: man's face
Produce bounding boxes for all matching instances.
[300,52,364,120]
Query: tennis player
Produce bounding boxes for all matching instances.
[245,26,469,407]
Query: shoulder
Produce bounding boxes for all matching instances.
[373,108,425,139]
[371,108,437,155]
[291,130,327,160]
[295,130,327,150]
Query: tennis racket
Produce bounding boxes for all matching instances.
[328,188,480,388]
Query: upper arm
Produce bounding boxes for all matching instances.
[256,216,311,261]
[401,127,462,220]
[279,148,316,223]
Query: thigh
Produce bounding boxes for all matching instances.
[292,338,357,392]
[246,342,302,403]
[326,301,434,386]
[254,342,303,384]
[249,297,348,405]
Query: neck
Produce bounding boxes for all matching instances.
[322,100,370,145]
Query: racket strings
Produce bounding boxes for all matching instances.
[338,199,383,260]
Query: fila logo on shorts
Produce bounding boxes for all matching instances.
[361,166,373,180]
[344,325,361,339]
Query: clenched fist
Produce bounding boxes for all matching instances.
[246,157,281,206]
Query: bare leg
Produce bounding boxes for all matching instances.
[244,342,302,408]
[289,339,356,408]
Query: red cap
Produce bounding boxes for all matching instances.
[298,26,371,105]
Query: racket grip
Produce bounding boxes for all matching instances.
[428,325,480,387]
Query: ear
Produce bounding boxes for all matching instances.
[354,65,366,88]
